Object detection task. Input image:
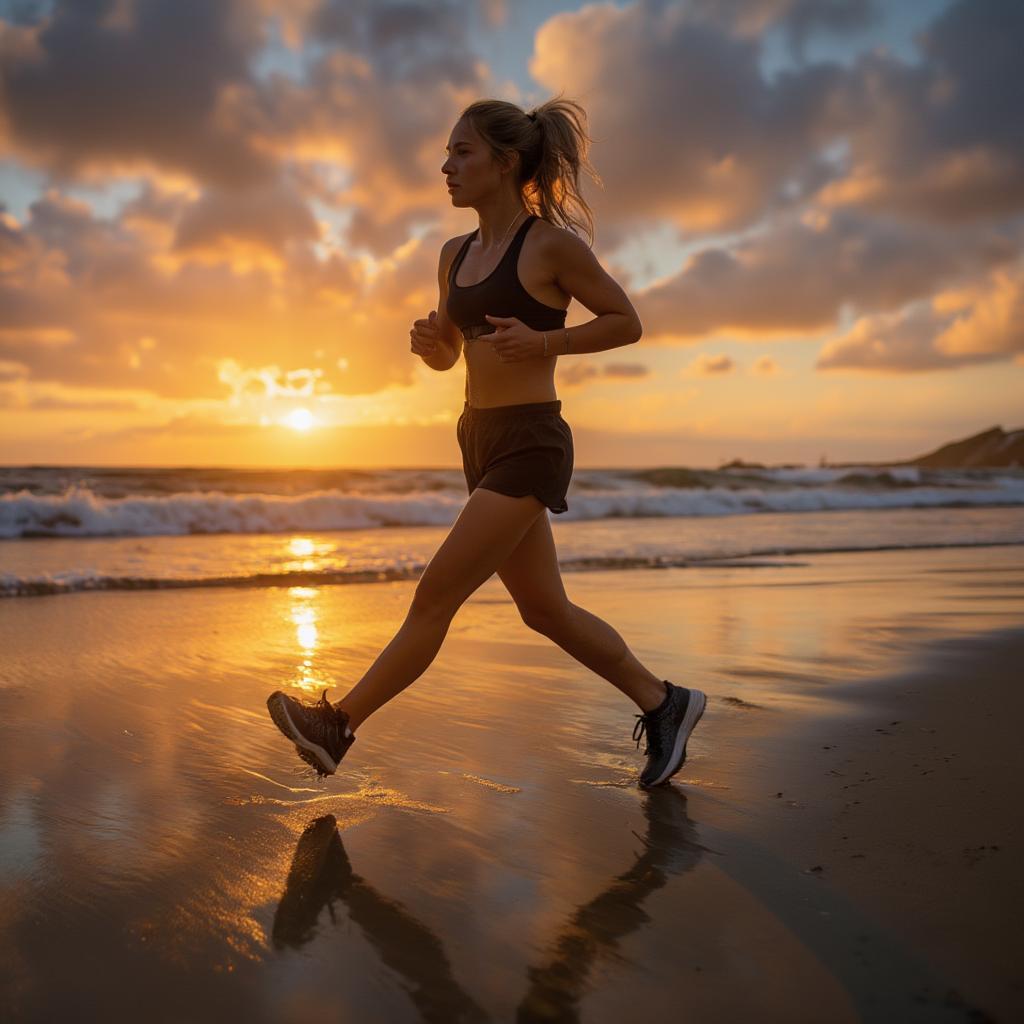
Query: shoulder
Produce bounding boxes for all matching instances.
[437,232,472,285]
[438,231,474,273]
[531,219,591,260]
[443,231,475,252]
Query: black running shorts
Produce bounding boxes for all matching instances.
[457,399,573,514]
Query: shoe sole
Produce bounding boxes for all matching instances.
[267,692,339,776]
[642,688,706,788]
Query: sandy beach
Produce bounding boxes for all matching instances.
[1,544,1021,1022]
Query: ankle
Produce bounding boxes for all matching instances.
[333,701,358,736]
[638,679,670,714]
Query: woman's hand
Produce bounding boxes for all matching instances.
[410,310,441,360]
[484,314,544,362]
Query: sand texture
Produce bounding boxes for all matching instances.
[0,545,1021,1022]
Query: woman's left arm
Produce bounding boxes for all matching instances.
[483,228,643,362]
[546,228,643,354]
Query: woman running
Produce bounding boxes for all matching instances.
[266,97,706,788]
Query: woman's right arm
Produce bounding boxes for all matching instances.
[423,237,464,371]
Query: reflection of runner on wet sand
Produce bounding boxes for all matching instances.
[272,789,706,1023]
[516,788,708,1023]
[272,815,489,1024]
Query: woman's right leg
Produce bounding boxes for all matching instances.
[335,486,546,731]
[495,514,670,713]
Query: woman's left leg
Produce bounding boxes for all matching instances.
[334,486,547,731]
[495,514,670,713]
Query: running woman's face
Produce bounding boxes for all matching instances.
[441,120,506,206]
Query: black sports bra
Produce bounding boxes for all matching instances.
[446,215,568,340]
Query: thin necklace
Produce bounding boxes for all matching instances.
[478,208,526,269]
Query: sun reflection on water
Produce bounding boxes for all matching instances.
[286,585,332,693]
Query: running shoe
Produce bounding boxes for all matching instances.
[266,688,355,777]
[632,681,706,788]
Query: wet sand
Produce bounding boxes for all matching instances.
[0,545,1021,1022]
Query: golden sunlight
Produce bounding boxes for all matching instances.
[288,538,315,558]
[283,408,316,431]
[287,587,331,694]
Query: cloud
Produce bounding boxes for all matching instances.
[557,362,600,388]
[527,0,1024,375]
[634,205,1018,340]
[934,267,1024,358]
[0,184,438,401]
[531,0,851,238]
[816,304,958,373]
[0,2,495,410]
[684,0,880,55]
[603,362,649,378]
[88,409,264,441]
[0,373,144,409]
[557,359,649,388]
[173,181,320,259]
[817,261,1024,372]
[216,358,329,400]
[0,390,141,411]
[302,6,490,252]
[816,0,1024,223]
[0,358,29,381]
[686,352,735,375]
[1,0,1022,430]
[310,0,483,87]
[0,1,491,252]
[531,0,1024,237]
[0,0,277,186]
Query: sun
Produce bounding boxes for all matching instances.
[283,408,316,432]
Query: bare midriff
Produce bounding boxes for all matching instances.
[451,221,570,408]
[463,341,559,408]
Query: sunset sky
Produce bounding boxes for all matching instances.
[1,0,1021,469]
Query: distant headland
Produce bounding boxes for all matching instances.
[717,426,1024,471]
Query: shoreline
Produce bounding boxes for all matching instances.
[3,535,1024,601]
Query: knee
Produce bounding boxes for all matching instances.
[410,581,460,624]
[520,601,573,637]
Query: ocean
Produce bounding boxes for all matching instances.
[2,463,1022,598]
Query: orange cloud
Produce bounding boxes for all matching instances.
[818,263,1024,373]
[557,359,649,389]
[686,353,735,376]
[933,268,1024,358]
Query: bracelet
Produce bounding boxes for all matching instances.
[541,330,570,355]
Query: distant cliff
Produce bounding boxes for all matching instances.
[902,426,1024,468]
[737,426,1024,471]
